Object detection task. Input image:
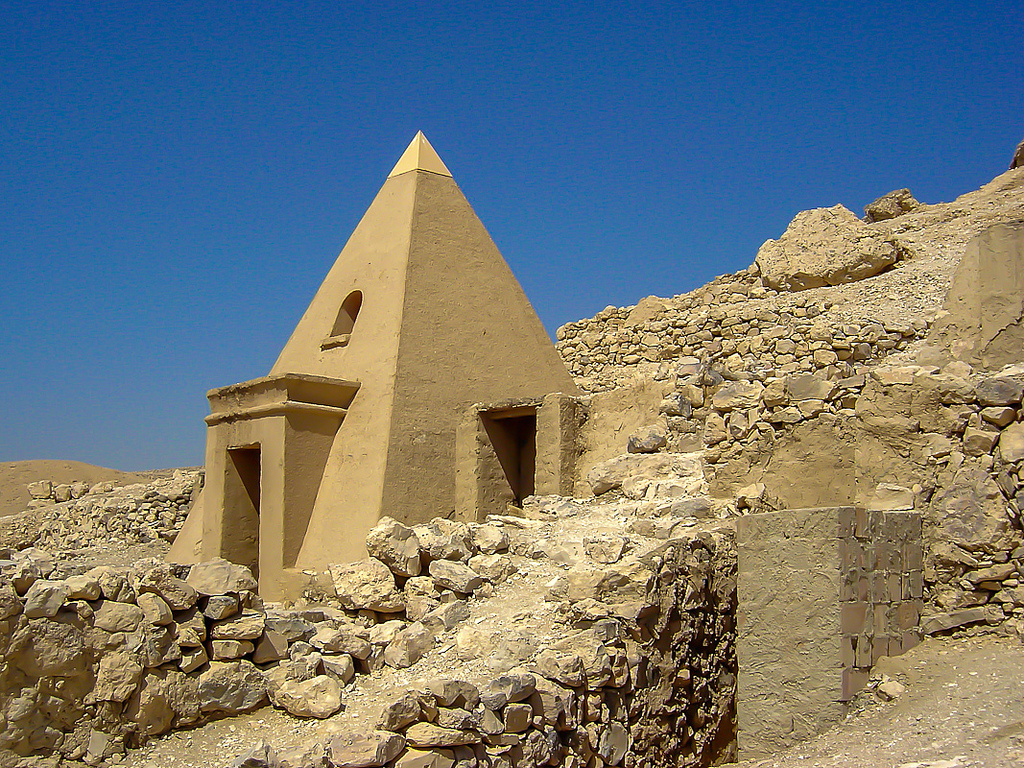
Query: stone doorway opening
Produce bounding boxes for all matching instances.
[225,445,261,577]
[480,408,537,507]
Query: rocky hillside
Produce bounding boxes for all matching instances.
[1,164,1023,768]
[556,166,1024,392]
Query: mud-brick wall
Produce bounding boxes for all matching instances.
[735,507,923,761]
[838,509,924,695]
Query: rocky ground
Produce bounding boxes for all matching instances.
[0,462,178,519]
[111,631,1024,768]
[109,491,732,768]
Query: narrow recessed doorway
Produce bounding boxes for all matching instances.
[224,445,260,577]
[480,410,537,507]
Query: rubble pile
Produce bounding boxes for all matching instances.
[0,495,738,768]
[1,471,201,555]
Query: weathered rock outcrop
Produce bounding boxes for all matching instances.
[928,222,1024,371]
[754,204,905,292]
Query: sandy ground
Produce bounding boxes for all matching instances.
[0,460,183,518]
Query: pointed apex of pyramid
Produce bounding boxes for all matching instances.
[387,131,453,179]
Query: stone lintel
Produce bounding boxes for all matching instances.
[206,373,361,425]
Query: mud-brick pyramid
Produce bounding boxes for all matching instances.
[171,133,578,598]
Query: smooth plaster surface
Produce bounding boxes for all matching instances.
[173,134,579,592]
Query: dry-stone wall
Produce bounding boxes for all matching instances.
[0,506,737,768]
[2,471,200,554]
[556,269,927,394]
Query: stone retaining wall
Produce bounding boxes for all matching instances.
[555,270,927,393]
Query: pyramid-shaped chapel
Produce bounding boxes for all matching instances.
[170,133,580,598]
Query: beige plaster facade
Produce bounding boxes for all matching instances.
[171,133,579,598]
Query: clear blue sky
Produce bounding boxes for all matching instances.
[2,1,1021,470]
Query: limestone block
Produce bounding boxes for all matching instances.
[999,422,1024,463]
[180,645,209,674]
[503,703,532,733]
[22,579,69,618]
[135,592,172,626]
[467,554,517,584]
[328,731,407,768]
[186,558,258,596]
[64,574,101,601]
[435,707,477,730]
[976,377,1024,407]
[0,582,22,620]
[395,749,456,768]
[534,649,586,688]
[88,566,136,602]
[405,723,481,748]
[263,611,315,642]
[322,654,356,684]
[786,373,836,402]
[175,606,208,642]
[920,605,1003,634]
[198,660,268,714]
[369,619,407,646]
[27,480,53,500]
[93,600,145,633]
[470,524,509,555]
[421,600,471,635]
[384,622,434,668]
[366,516,423,577]
[429,561,484,594]
[414,520,473,563]
[128,669,201,737]
[597,722,630,766]
[755,205,901,291]
[711,381,764,412]
[203,594,240,620]
[330,558,405,613]
[211,609,266,641]
[211,639,254,660]
[269,674,343,719]
[981,406,1017,428]
[626,424,668,454]
[421,679,480,710]
[227,741,279,768]
[91,651,144,703]
[311,626,372,659]
[480,673,537,710]
[963,427,999,457]
[863,188,920,222]
[866,484,915,511]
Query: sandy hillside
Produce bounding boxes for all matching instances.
[0,460,178,518]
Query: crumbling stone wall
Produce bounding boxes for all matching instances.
[556,269,926,393]
[0,513,738,768]
[586,355,1024,638]
[1,471,200,553]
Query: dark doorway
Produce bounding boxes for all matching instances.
[480,410,537,506]
[224,446,260,577]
